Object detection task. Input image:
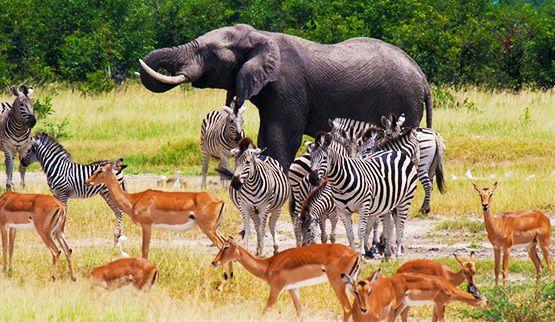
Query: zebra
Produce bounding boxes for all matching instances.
[200,104,246,189]
[216,137,289,256]
[307,131,418,258]
[0,85,37,190]
[20,132,127,242]
[357,115,445,254]
[298,179,339,245]
[288,118,370,246]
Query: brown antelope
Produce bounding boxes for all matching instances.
[85,160,234,286]
[395,252,477,320]
[212,237,360,321]
[0,192,75,281]
[342,270,488,322]
[85,160,226,259]
[473,182,552,286]
[90,257,158,290]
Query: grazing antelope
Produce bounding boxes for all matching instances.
[473,182,552,286]
[396,252,477,320]
[342,270,488,322]
[212,237,360,321]
[90,258,157,290]
[85,160,226,259]
[0,192,75,281]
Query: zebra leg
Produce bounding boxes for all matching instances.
[372,216,380,246]
[394,205,410,257]
[3,148,14,191]
[382,212,395,260]
[358,212,371,256]
[329,210,339,244]
[239,206,252,252]
[255,210,269,257]
[201,152,209,190]
[268,211,280,254]
[340,210,356,250]
[418,170,433,214]
[319,215,327,244]
[18,163,26,189]
[101,190,124,244]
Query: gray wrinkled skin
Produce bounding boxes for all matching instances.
[139,24,432,169]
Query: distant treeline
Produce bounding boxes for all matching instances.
[0,0,553,90]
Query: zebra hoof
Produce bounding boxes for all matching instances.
[364,246,378,259]
[419,205,431,214]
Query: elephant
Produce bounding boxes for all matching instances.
[138,24,432,169]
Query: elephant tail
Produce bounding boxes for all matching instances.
[425,85,433,128]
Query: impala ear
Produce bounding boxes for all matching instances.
[454,253,465,267]
[472,182,481,193]
[492,182,498,192]
[236,29,280,102]
[340,273,355,287]
[469,251,476,262]
[368,269,381,284]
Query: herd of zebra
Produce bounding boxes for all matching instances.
[202,104,445,259]
[1,86,445,259]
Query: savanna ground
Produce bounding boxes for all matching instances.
[0,85,553,321]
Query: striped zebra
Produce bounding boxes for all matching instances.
[217,137,289,256]
[200,104,246,189]
[20,133,127,242]
[0,85,37,190]
[298,179,339,245]
[307,132,418,258]
[288,118,370,246]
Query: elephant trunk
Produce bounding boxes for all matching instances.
[139,43,196,93]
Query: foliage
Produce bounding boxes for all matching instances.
[34,117,72,140]
[32,95,53,119]
[0,0,553,90]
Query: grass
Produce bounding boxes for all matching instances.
[0,85,553,320]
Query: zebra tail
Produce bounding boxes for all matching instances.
[434,138,446,194]
[425,85,433,128]
[215,167,234,180]
[288,186,296,220]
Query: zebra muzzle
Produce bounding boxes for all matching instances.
[25,115,37,128]
[230,176,243,190]
[308,171,321,186]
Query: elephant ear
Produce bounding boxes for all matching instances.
[236,31,280,104]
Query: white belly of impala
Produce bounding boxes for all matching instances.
[153,220,195,232]
[7,220,34,229]
[403,297,435,307]
[285,274,328,290]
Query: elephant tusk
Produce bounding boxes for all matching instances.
[138,59,187,85]
[134,72,141,77]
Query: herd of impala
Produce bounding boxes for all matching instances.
[0,117,552,321]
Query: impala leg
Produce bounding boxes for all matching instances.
[288,289,303,317]
[527,241,542,288]
[1,225,7,272]
[502,248,510,286]
[37,231,61,281]
[493,247,501,286]
[141,224,152,259]
[433,304,446,322]
[263,285,283,314]
[268,211,280,254]
[538,238,552,279]
[8,228,15,272]
[57,233,76,281]
[400,307,410,322]
[256,211,269,257]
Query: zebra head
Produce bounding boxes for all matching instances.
[9,85,37,128]
[306,131,332,186]
[222,104,247,142]
[229,137,260,190]
[381,113,406,139]
[357,125,386,157]
[328,119,358,157]
[20,137,38,167]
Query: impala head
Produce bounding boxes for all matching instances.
[357,125,386,157]
[307,132,332,186]
[229,137,261,190]
[341,269,381,315]
[9,85,36,128]
[328,119,358,157]
[472,182,497,211]
[454,251,477,284]
[85,159,128,186]
[211,237,240,267]
[222,104,247,143]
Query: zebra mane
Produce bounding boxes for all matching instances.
[236,137,256,157]
[34,132,73,161]
[299,179,328,222]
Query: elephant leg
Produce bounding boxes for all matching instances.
[258,118,303,170]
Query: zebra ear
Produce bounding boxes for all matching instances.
[238,103,247,114]
[9,86,18,97]
[381,116,390,128]
[304,141,314,152]
[322,133,332,148]
[222,106,234,115]
[252,148,262,157]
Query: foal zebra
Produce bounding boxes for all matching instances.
[21,133,127,241]
[0,85,37,190]
[200,104,246,189]
[308,132,418,258]
[288,118,369,246]
[217,137,289,256]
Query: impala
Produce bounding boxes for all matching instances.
[473,182,551,286]
[396,252,478,320]
[212,237,360,321]
[342,270,488,322]
[0,192,75,281]
[90,257,158,290]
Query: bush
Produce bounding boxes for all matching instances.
[79,70,116,95]
[33,96,54,120]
